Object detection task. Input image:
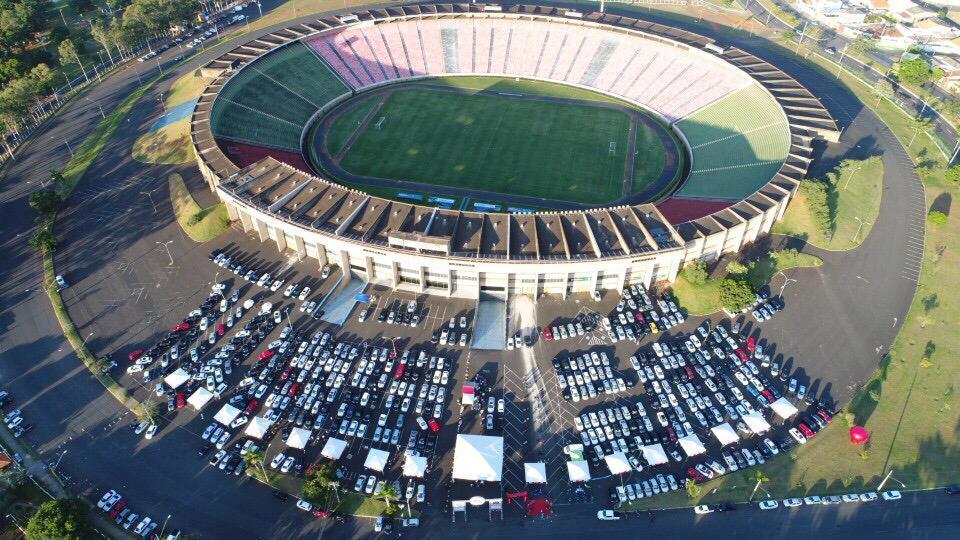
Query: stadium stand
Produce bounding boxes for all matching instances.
[674,85,791,200]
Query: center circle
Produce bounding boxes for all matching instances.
[305,76,685,210]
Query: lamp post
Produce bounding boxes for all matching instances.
[52,135,74,157]
[159,514,172,539]
[156,240,175,266]
[53,449,68,470]
[85,97,105,119]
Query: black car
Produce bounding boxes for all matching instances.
[197,444,213,457]
[944,486,960,495]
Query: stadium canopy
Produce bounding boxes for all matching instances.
[244,416,272,439]
[451,434,503,482]
[524,462,547,484]
[771,397,799,420]
[320,437,347,460]
[566,460,591,482]
[462,384,475,406]
[163,368,190,390]
[403,454,428,478]
[365,448,390,472]
[187,388,213,410]
[604,452,631,475]
[679,434,706,457]
[711,423,740,446]
[214,404,242,426]
[743,411,771,434]
[641,444,669,466]
[286,427,312,450]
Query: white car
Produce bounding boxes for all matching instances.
[270,453,286,469]
[596,510,621,521]
[881,490,902,501]
[97,490,120,510]
[758,500,779,510]
[859,492,879,502]
[782,498,803,507]
[693,505,714,514]
[144,424,158,439]
[296,499,313,512]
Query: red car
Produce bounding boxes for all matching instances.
[745,337,756,352]
[258,349,274,360]
[312,509,331,518]
[109,500,127,519]
[427,419,440,433]
[816,408,833,423]
[394,364,405,378]
[172,323,190,332]
[635,312,645,323]
[543,327,553,340]
[128,348,144,361]
[244,399,259,414]
[287,383,299,397]
[684,366,696,381]
[687,467,706,483]
[217,324,225,336]
[176,392,185,408]
[797,423,815,438]
[735,349,749,362]
[761,390,775,403]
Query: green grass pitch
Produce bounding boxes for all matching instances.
[336,87,640,205]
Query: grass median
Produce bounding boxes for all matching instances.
[169,173,230,243]
[133,118,194,164]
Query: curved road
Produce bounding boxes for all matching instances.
[0,1,944,539]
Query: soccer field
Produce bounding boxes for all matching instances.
[334,87,640,205]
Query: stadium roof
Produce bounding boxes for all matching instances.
[679,434,706,457]
[451,434,503,482]
[214,404,242,426]
[286,427,312,449]
[321,437,347,460]
[771,397,799,420]
[365,448,390,472]
[711,423,740,446]
[244,416,273,439]
[187,388,214,410]
[566,460,591,482]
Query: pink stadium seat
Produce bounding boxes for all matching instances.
[456,19,475,73]
[592,39,635,91]
[517,23,547,77]
[473,19,493,74]
[565,33,600,84]
[536,28,565,79]
[489,20,510,74]
[346,30,386,83]
[397,21,428,77]
[305,34,362,89]
[377,23,412,78]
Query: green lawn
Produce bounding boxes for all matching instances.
[336,87,638,204]
[326,96,379,157]
[168,173,230,242]
[132,118,194,164]
[422,75,632,105]
[773,157,884,250]
[166,70,213,109]
[631,121,668,195]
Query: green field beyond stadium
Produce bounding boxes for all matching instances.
[317,78,676,206]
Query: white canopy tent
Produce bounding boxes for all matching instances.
[743,411,772,434]
[187,387,214,411]
[771,397,799,420]
[604,452,631,475]
[163,368,190,390]
[641,444,669,466]
[213,403,242,427]
[402,454,428,478]
[711,423,740,446]
[286,427,312,450]
[451,434,503,482]
[244,416,273,439]
[566,460,591,482]
[679,434,706,457]
[320,437,347,460]
[524,462,547,484]
[365,448,390,472]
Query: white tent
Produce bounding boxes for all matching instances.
[365,448,390,472]
[320,437,347,460]
[451,434,503,482]
[524,462,547,484]
[163,368,190,390]
[771,397,799,420]
[402,454,428,478]
[641,444,669,466]
[679,434,706,457]
[566,460,591,482]
[743,411,772,434]
[187,387,213,411]
[604,452,631,475]
[244,416,273,439]
[213,403,242,426]
[286,427,312,450]
[711,423,740,446]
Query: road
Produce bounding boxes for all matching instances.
[0,1,952,539]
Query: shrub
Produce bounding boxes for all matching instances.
[725,260,748,275]
[798,179,832,237]
[945,164,960,184]
[26,498,90,540]
[718,278,754,312]
[927,210,947,225]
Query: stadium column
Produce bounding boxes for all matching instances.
[255,218,270,243]
[339,250,351,280]
[365,256,374,280]
[317,244,328,268]
[617,269,628,294]
[274,227,287,253]
[237,208,253,232]
[588,270,599,294]
[225,202,239,222]
[419,267,426,293]
[294,235,307,259]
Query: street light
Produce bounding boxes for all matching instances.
[85,97,106,119]
[158,514,172,539]
[52,135,74,157]
[156,240,174,266]
[53,449,68,470]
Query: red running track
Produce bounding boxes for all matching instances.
[217,139,310,172]
[656,197,734,225]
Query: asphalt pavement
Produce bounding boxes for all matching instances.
[0,1,953,539]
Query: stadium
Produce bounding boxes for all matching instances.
[190,2,840,299]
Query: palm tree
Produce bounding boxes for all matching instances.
[909,115,932,147]
[379,484,400,514]
[749,470,770,502]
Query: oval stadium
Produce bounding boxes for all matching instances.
[191,3,839,299]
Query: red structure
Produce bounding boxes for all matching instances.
[850,426,870,444]
[526,498,553,517]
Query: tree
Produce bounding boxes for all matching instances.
[302,463,338,506]
[379,484,400,514]
[718,278,754,312]
[29,189,62,216]
[25,498,90,540]
[945,164,960,184]
[850,35,877,55]
[798,178,833,236]
[91,19,120,64]
[70,0,95,11]
[50,169,66,186]
[134,398,160,424]
[872,79,894,106]
[682,261,707,285]
[58,39,89,83]
[684,478,702,499]
[0,0,42,54]
[29,228,57,251]
[725,260,748,275]
[243,449,270,482]
[908,115,932,147]
[0,57,21,86]
[927,210,948,225]
[895,57,934,86]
